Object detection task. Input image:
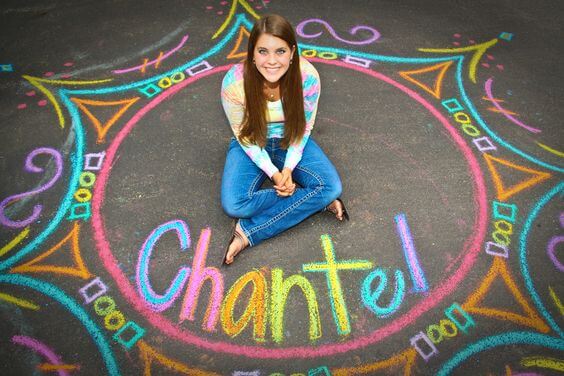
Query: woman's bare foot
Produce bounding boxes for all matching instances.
[327,199,345,221]
[223,223,249,265]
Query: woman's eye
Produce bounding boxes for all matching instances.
[277,50,286,54]
[258,49,267,54]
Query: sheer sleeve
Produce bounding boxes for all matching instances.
[221,65,279,178]
[283,58,320,171]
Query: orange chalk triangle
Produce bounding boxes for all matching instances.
[332,348,417,375]
[227,26,250,60]
[463,257,550,333]
[483,154,551,201]
[71,97,140,143]
[399,61,453,99]
[137,340,220,375]
[10,223,92,279]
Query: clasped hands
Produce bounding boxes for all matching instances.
[272,167,296,197]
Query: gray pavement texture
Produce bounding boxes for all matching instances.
[0,0,563,375]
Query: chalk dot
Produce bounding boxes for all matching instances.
[61,73,72,78]
[217,10,223,15]
[469,39,476,44]
[44,71,55,77]
[264,0,270,3]
[496,64,504,71]
[25,90,36,97]
[486,54,495,60]
[452,41,461,46]
[453,33,461,38]
[220,1,228,5]
[63,62,74,67]
[481,63,490,68]
[206,5,213,9]
[17,103,27,110]
[256,5,263,9]
[38,99,47,106]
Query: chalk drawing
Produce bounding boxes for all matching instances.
[113,34,190,74]
[296,19,380,45]
[0,148,63,228]
[0,292,40,310]
[10,222,92,279]
[520,356,564,372]
[484,77,542,133]
[11,335,73,376]
[3,4,562,374]
[0,227,30,257]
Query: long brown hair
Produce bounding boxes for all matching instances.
[239,14,305,149]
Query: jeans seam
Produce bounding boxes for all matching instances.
[246,165,325,237]
[247,173,264,199]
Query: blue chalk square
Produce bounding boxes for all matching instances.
[1,64,14,72]
[139,83,161,98]
[113,321,145,349]
[67,202,91,221]
[499,32,514,41]
[493,201,518,223]
[309,366,331,376]
[444,302,475,334]
[441,98,464,113]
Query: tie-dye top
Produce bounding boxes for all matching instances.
[221,57,321,178]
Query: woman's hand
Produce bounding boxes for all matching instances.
[272,168,296,196]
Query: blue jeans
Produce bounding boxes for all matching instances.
[221,137,343,246]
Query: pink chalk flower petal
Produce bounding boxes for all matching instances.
[17,103,27,110]
[38,99,48,106]
[26,90,36,97]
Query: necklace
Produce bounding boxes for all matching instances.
[264,84,279,101]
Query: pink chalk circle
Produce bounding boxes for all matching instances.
[220,1,228,5]
[496,64,504,71]
[91,61,487,359]
[61,73,72,78]
[256,5,263,9]
[481,63,490,68]
[37,100,47,106]
[217,10,223,15]
[453,33,461,38]
[469,39,476,44]
[17,103,27,110]
[206,5,213,9]
[25,91,36,97]
[63,62,74,67]
[487,54,495,60]
[44,72,55,77]
[264,0,270,3]
[453,41,461,46]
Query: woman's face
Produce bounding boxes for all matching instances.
[253,33,295,85]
